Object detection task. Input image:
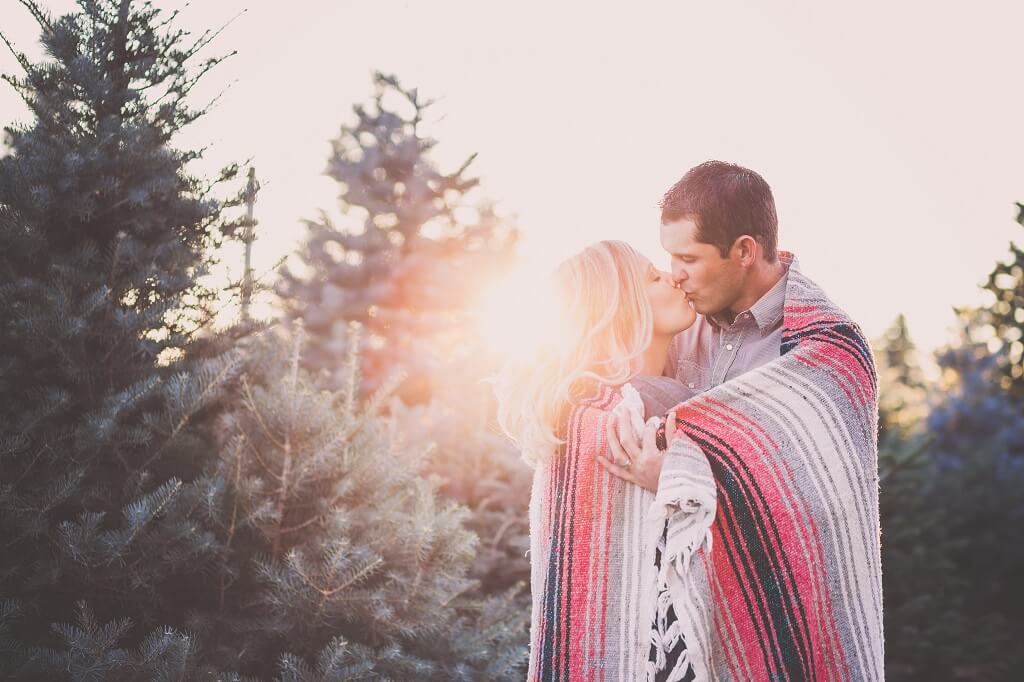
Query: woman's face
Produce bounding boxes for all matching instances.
[643,258,697,336]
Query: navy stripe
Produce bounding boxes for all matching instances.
[783,322,872,380]
[540,405,578,680]
[684,424,814,681]
[540,384,615,680]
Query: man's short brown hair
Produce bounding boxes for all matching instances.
[660,160,778,262]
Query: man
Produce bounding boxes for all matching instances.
[604,160,791,492]
[600,161,884,681]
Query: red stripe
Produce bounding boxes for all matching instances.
[678,413,776,679]
[703,393,850,680]
[596,411,616,682]
[566,405,600,678]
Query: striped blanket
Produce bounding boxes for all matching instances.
[527,259,884,681]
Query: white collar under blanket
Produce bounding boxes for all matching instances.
[527,251,884,682]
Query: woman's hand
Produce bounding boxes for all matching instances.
[599,409,681,492]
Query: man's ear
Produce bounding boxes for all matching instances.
[731,235,758,266]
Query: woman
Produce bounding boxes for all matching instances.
[495,240,707,682]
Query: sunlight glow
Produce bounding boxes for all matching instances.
[472,261,560,364]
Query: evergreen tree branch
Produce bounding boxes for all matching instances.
[240,374,286,452]
[243,427,283,483]
[140,354,241,471]
[219,433,245,613]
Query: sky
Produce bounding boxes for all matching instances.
[3,0,1023,361]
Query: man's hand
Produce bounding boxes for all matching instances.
[598,410,680,492]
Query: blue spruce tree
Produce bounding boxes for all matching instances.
[201,326,527,679]
[877,246,1024,679]
[276,72,516,405]
[1,2,526,679]
[0,1,246,675]
[969,203,1024,398]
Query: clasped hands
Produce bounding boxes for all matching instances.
[597,409,684,492]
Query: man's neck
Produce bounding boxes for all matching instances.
[723,259,788,323]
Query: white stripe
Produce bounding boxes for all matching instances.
[762,364,884,679]
[697,381,843,682]
[725,364,881,679]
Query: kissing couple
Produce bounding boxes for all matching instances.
[495,161,885,681]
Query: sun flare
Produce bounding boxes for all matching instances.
[472,261,560,363]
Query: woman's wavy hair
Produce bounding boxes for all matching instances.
[494,240,653,465]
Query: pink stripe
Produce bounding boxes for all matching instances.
[676,412,776,679]
[597,411,615,682]
[704,549,748,681]
[701,394,850,679]
[567,407,599,678]
[676,401,834,679]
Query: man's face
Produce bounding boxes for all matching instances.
[660,218,744,317]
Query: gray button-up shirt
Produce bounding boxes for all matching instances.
[665,254,796,391]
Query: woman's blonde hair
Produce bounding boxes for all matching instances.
[494,240,653,465]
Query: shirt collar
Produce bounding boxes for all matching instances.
[708,250,795,336]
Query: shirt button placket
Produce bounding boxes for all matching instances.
[720,337,739,382]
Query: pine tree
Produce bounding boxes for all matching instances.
[1,3,528,679]
[192,325,527,679]
[961,203,1024,398]
[875,313,929,445]
[387,354,532,607]
[0,0,246,675]
[1,324,529,679]
[879,325,1024,681]
[276,72,516,404]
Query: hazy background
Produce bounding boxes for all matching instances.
[4,0,1022,358]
